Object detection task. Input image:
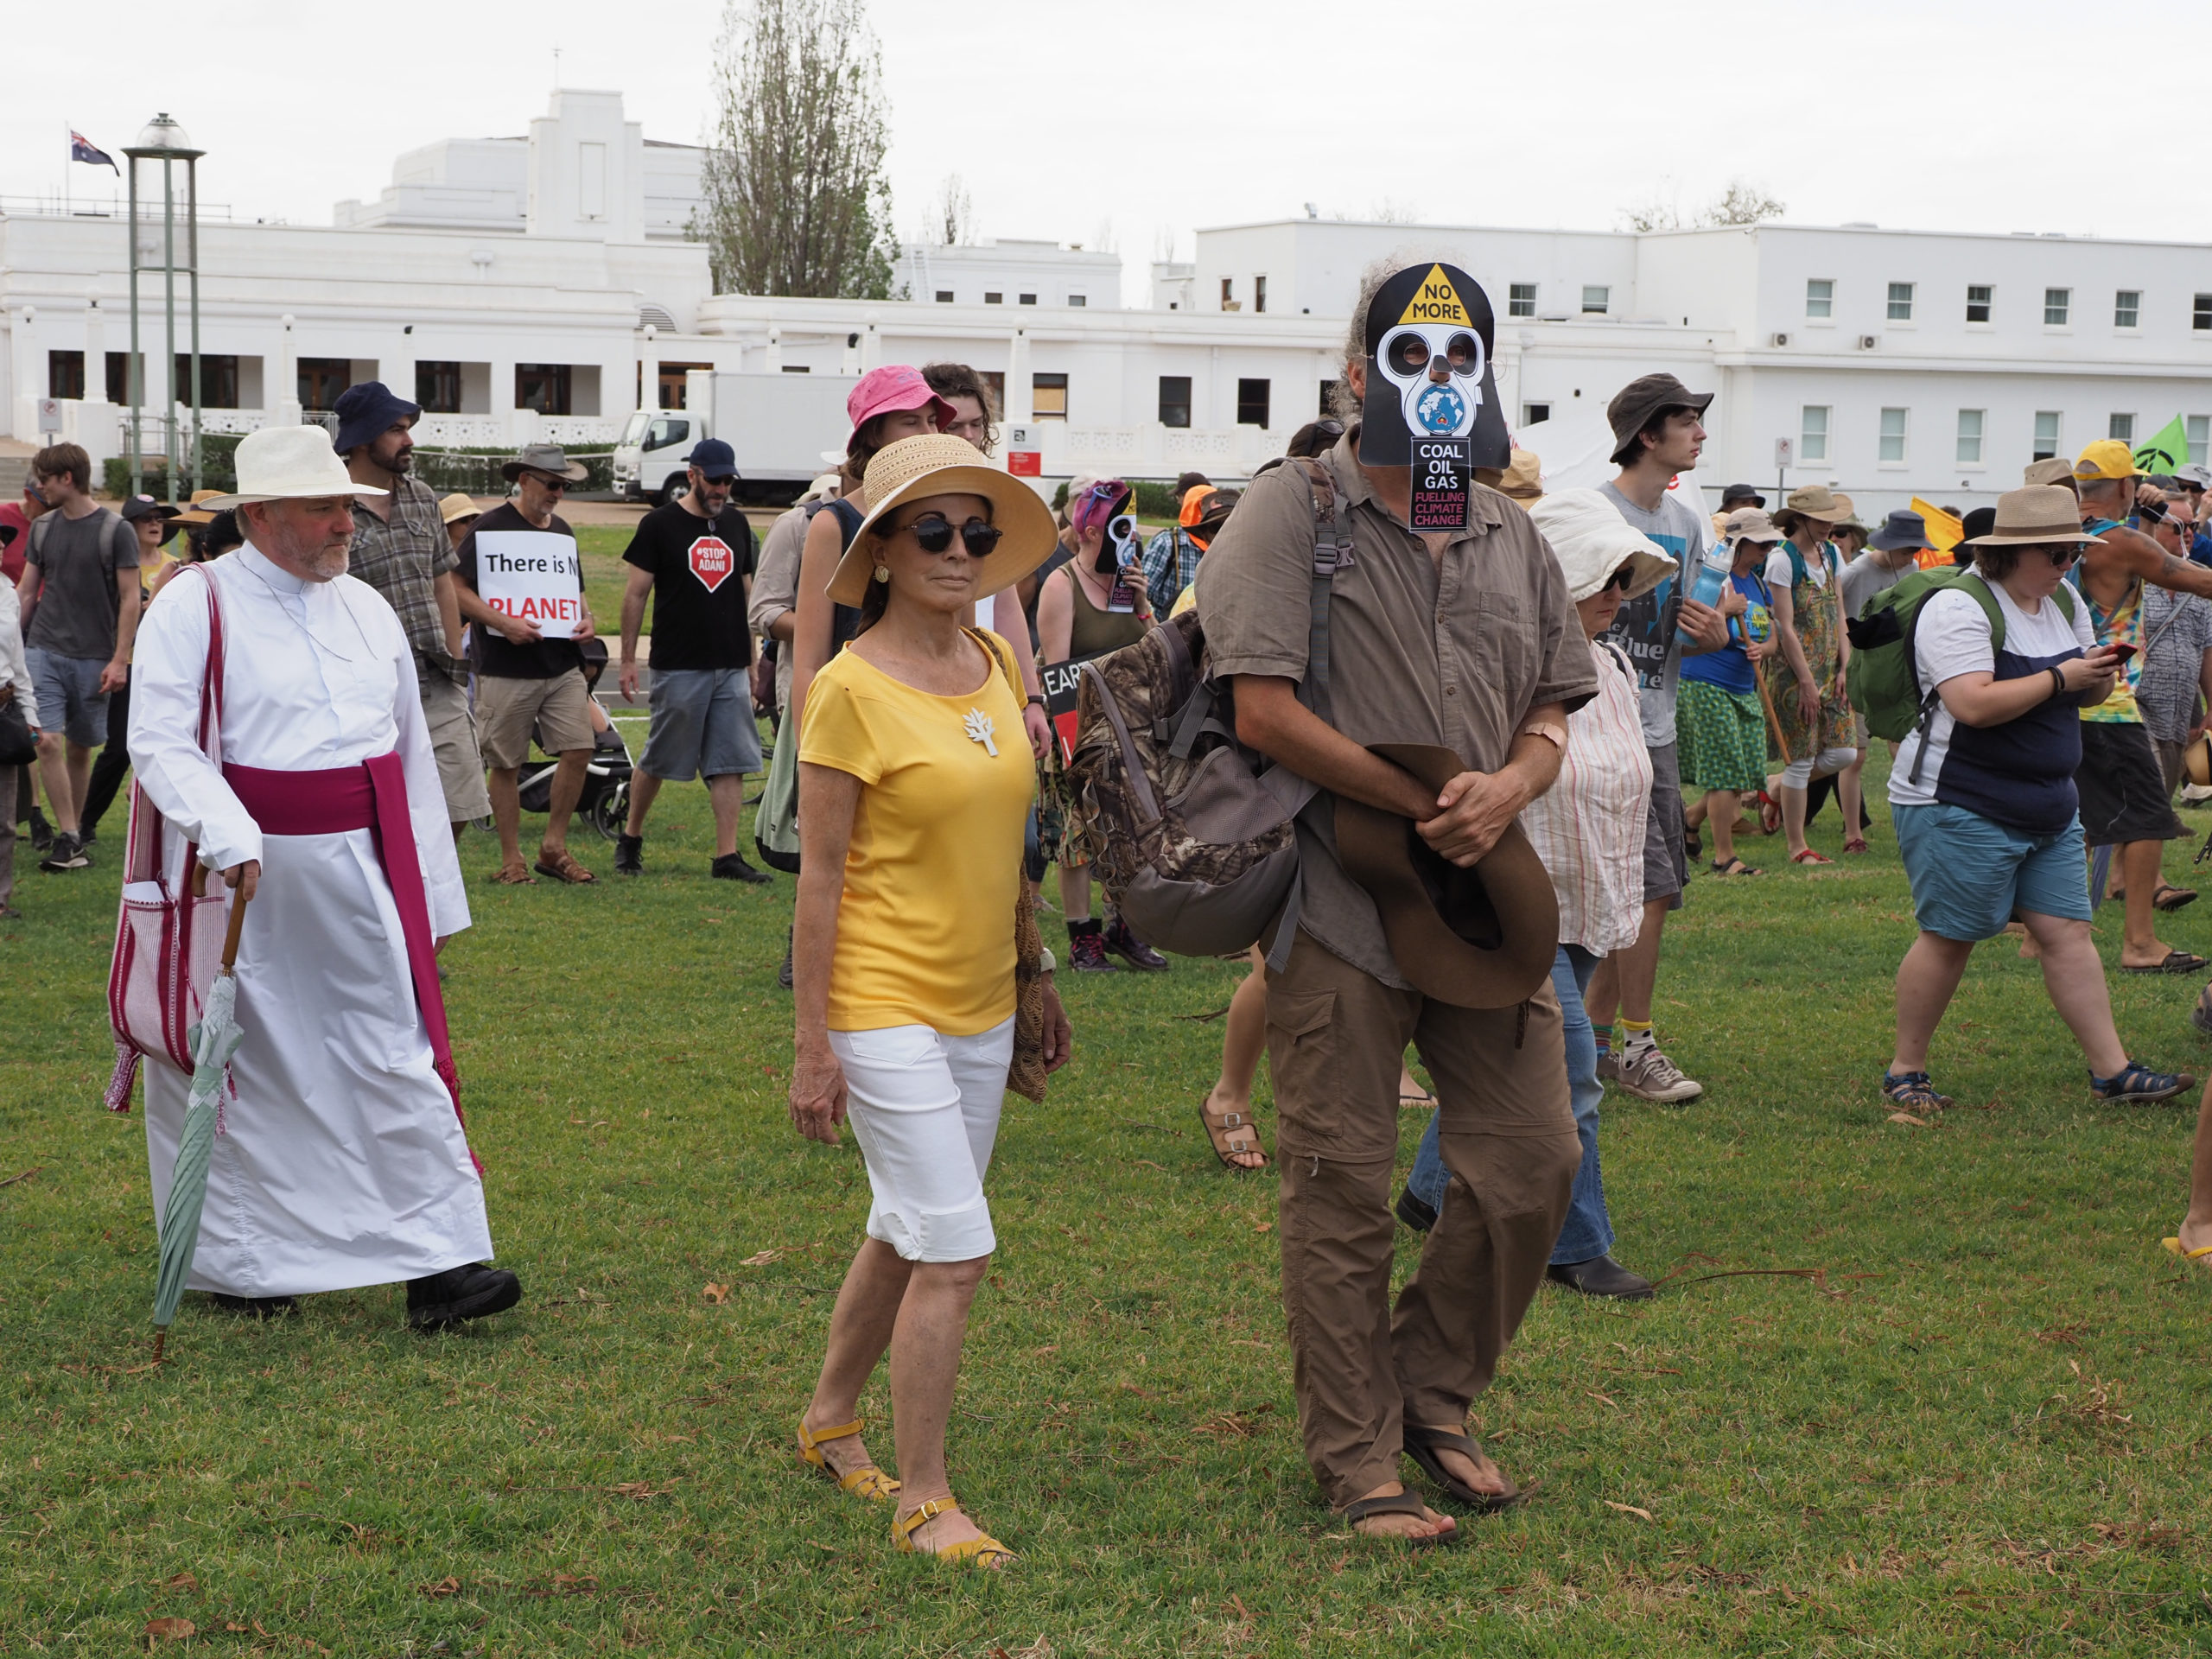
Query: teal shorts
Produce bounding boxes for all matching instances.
[1892,801,2090,942]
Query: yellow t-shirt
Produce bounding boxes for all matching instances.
[1170,582,1198,619]
[799,630,1034,1035]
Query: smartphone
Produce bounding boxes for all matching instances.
[2107,642,2138,664]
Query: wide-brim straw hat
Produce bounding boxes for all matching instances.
[1722,506,1784,545]
[196,425,385,511]
[168,488,228,527]
[1961,486,2100,549]
[1772,483,1848,530]
[1529,488,1675,604]
[438,493,481,525]
[827,434,1060,607]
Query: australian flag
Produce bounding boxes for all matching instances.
[70,131,118,173]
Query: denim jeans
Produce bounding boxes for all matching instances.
[1408,944,1611,1265]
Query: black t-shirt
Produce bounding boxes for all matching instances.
[456,502,586,680]
[620,500,760,671]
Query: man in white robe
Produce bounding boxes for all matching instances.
[126,424,520,1329]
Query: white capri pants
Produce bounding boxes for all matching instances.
[830,1016,1015,1263]
[1781,746,1859,790]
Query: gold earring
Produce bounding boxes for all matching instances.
[873,565,890,583]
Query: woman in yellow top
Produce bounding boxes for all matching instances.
[789,435,1072,1568]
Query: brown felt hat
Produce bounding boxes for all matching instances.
[1605,373,1713,465]
[1334,743,1560,1009]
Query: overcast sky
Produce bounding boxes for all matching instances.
[10,0,2202,306]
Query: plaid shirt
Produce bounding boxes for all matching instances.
[1141,524,1204,618]
[349,473,461,676]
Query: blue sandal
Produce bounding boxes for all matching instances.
[1881,1070,1953,1112]
[2089,1061,2195,1105]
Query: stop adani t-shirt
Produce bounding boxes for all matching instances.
[622,499,759,671]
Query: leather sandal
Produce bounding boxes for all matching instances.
[797,1414,900,1503]
[893,1496,1015,1567]
[1198,1093,1269,1171]
[1341,1490,1459,1548]
[490,862,537,886]
[533,846,598,885]
[1402,1423,1522,1514]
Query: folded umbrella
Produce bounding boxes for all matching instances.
[151,887,250,1361]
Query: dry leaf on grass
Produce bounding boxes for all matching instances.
[1604,1501,1656,1522]
[418,1576,461,1598]
[1886,1111,1930,1128]
[701,1282,730,1304]
[739,1248,787,1268]
[610,1480,678,1500]
[144,1618,196,1643]
[162,1573,199,1593]
[1585,1390,1619,1409]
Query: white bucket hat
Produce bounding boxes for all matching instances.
[197,424,385,511]
[1529,488,1676,604]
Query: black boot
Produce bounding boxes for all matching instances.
[407,1263,523,1331]
[1394,1186,1438,1233]
[711,850,772,884]
[1546,1255,1656,1301]
[613,833,643,875]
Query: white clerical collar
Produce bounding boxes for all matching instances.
[234,541,310,595]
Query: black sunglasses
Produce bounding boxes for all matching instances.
[1603,566,1636,593]
[698,473,739,488]
[904,513,1001,556]
[528,473,569,492]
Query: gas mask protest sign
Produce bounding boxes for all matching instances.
[1358,263,1510,530]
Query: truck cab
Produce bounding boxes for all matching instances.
[612,410,698,505]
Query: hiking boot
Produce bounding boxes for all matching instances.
[711,851,772,884]
[406,1263,523,1331]
[1547,1255,1656,1301]
[1068,928,1118,973]
[209,1292,299,1319]
[1394,1185,1438,1233]
[28,808,53,854]
[1611,1043,1703,1103]
[613,833,644,875]
[1102,917,1168,971]
[38,833,89,873]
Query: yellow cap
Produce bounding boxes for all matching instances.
[2074,439,2139,482]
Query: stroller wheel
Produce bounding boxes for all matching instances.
[593,780,628,842]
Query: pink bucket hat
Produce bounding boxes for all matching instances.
[847,365,954,435]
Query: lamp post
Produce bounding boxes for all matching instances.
[123,112,204,503]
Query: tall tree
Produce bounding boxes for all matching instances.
[697,0,899,299]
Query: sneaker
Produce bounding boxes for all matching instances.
[1068,928,1118,972]
[28,808,53,854]
[77,826,98,847]
[1394,1185,1438,1233]
[710,851,772,884]
[613,833,643,875]
[1594,1049,1619,1085]
[1102,916,1168,971]
[2088,1060,2195,1106]
[1612,1043,1703,1103]
[406,1262,523,1331]
[38,834,89,873]
[1881,1070,1953,1113]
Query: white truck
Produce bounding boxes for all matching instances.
[611,369,860,506]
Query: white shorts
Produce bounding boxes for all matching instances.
[830,1017,1014,1263]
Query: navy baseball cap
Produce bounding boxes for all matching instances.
[686,438,738,476]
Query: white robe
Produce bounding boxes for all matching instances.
[128,542,489,1297]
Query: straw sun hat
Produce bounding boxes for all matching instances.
[826,434,1059,607]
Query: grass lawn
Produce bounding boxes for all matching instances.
[6,752,2212,1656]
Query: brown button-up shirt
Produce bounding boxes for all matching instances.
[349,472,461,677]
[1194,426,1595,988]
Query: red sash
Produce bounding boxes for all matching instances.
[222,753,477,1170]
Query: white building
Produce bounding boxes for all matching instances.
[7,95,2211,516]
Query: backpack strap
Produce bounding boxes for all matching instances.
[1902,575,2005,789]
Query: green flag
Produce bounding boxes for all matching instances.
[2133,415,2189,474]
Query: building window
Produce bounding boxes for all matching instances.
[2033,410,2063,460]
[1157,375,1192,429]
[514,363,572,415]
[1522,402,1551,426]
[175,353,241,409]
[1254,275,1268,315]
[2115,289,2141,328]
[107,351,140,404]
[2044,287,2071,326]
[2195,293,2212,330]
[2190,415,2209,466]
[416,360,462,414]
[1805,278,1833,319]
[934,289,953,303]
[298,358,352,411]
[653,361,710,410]
[1236,378,1271,429]
[1878,406,1909,463]
[1032,372,1068,420]
[2109,413,2135,443]
[1067,294,1086,307]
[1887,282,1915,321]
[780,365,810,373]
[1220,277,1234,309]
[1509,283,1537,318]
[48,350,86,400]
[1018,293,1037,306]
[1318,381,1339,418]
[1966,284,1993,323]
[983,291,1002,305]
[1800,405,1830,463]
[1955,409,1985,465]
[1580,284,1610,315]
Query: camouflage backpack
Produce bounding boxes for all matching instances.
[1064,454,1346,967]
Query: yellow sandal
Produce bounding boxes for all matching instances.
[893,1496,1016,1567]
[2161,1236,2212,1271]
[797,1414,901,1502]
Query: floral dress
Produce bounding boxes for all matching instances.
[1764,542,1855,761]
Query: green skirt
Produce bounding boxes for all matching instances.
[1675,678,1769,792]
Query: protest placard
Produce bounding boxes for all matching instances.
[474,530,585,639]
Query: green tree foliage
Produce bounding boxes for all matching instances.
[697,0,899,300]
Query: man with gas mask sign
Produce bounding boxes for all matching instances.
[1193,262,1593,1546]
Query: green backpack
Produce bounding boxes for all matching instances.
[1845,567,2076,744]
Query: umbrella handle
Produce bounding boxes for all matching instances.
[221,886,250,974]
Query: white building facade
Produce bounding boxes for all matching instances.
[7,99,2210,515]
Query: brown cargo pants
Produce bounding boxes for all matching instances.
[1265,929,1580,1509]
